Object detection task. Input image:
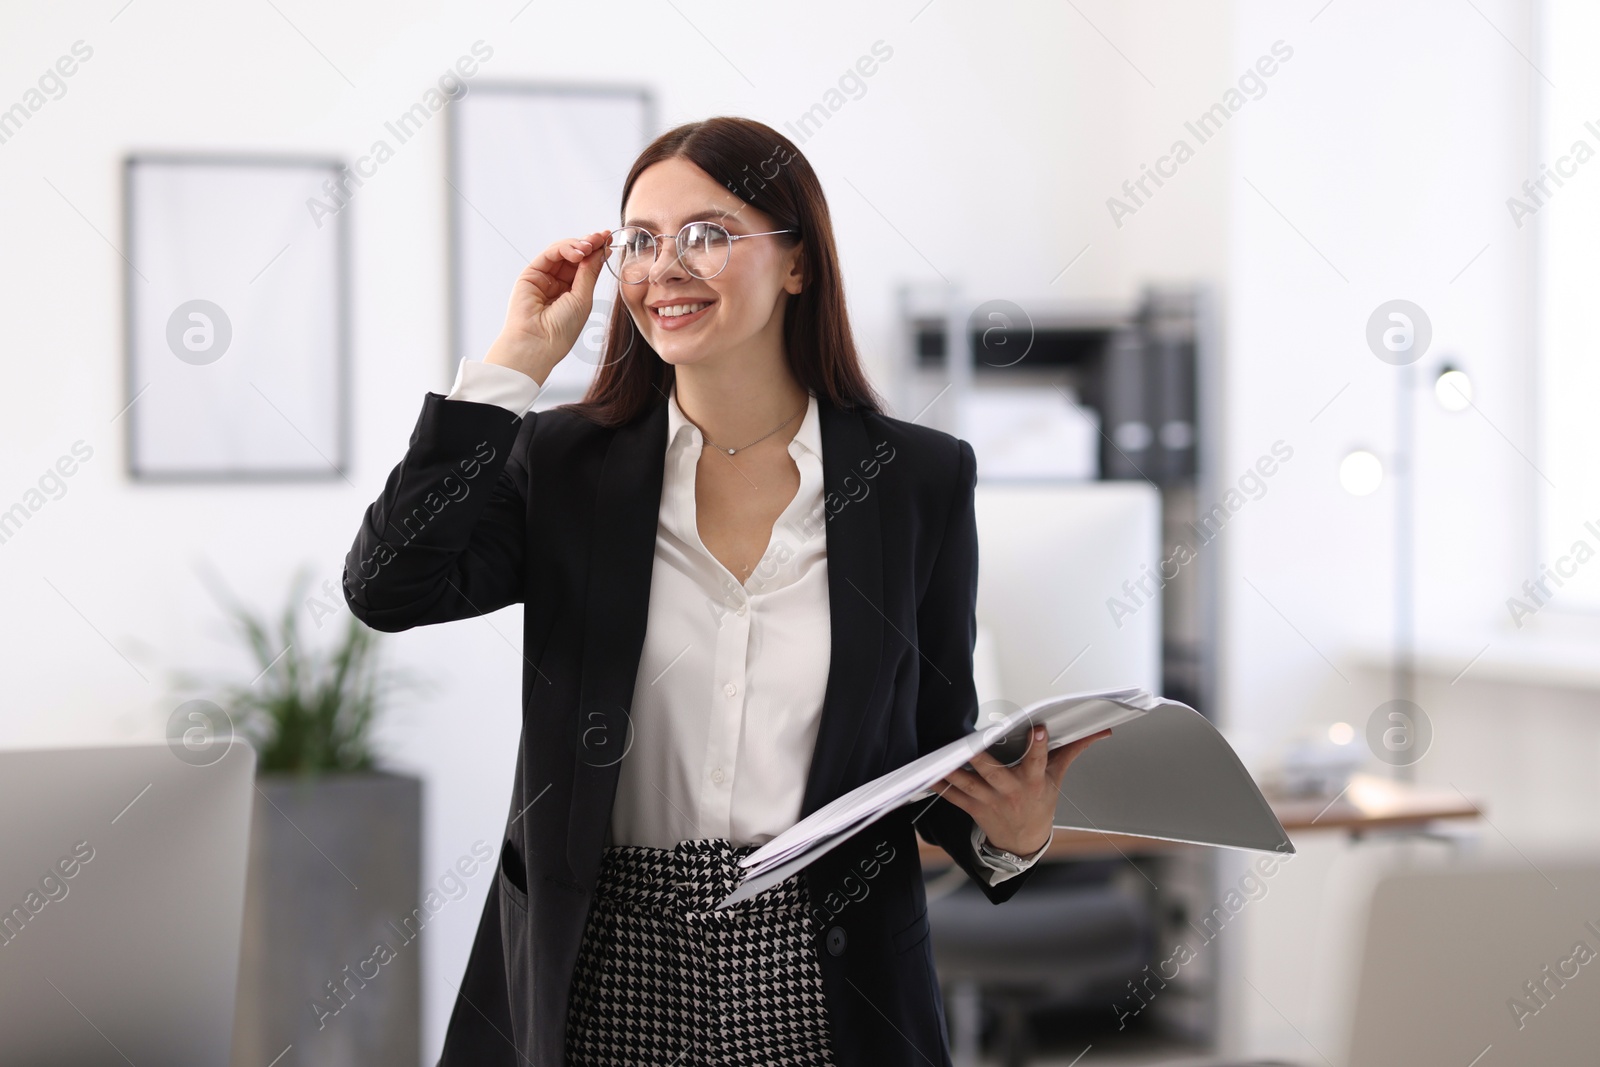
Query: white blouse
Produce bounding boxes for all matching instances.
[444,358,1046,884]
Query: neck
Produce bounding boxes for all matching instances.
[673,355,808,451]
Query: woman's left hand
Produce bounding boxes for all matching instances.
[935,726,1113,857]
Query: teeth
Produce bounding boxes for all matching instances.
[656,302,710,318]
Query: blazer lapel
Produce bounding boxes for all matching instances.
[565,389,887,883]
[566,397,668,883]
[800,397,886,818]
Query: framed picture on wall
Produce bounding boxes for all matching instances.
[123,153,349,481]
[448,83,653,401]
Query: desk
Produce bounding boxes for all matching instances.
[918,773,1484,866]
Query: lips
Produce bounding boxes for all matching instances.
[650,299,714,330]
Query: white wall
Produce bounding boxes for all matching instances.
[1221,0,1539,752]
[0,2,1234,1061]
[1219,0,1600,1062]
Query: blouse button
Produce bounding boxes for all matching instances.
[711,768,725,785]
[736,603,747,617]
[723,682,737,697]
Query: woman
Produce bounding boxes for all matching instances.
[344,116,1108,1067]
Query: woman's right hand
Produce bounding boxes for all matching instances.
[484,229,611,385]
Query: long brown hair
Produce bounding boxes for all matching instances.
[554,116,886,427]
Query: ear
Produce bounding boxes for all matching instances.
[784,243,805,295]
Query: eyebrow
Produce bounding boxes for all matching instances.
[621,205,740,230]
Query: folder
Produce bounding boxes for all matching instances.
[716,687,1292,909]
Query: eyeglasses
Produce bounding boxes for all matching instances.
[605,220,796,284]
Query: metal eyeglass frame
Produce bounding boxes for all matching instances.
[605,220,797,284]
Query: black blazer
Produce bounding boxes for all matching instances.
[342,384,1038,1067]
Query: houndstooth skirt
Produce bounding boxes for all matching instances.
[564,837,839,1067]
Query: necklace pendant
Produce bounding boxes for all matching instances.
[727,448,736,455]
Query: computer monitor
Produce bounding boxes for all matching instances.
[0,739,256,1065]
[973,480,1162,708]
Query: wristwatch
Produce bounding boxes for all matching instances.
[973,826,1052,873]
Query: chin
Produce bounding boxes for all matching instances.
[656,348,701,368]
[649,328,733,366]
[652,348,723,374]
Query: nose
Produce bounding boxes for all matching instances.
[646,235,692,286]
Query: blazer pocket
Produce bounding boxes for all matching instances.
[499,838,529,911]
[496,846,534,1059]
[892,904,930,954]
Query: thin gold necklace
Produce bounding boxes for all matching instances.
[696,403,805,455]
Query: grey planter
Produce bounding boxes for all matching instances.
[229,772,422,1067]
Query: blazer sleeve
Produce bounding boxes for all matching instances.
[342,392,531,632]
[910,437,1039,904]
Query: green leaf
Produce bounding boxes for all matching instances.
[183,564,430,777]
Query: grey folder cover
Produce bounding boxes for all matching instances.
[718,689,1292,908]
[1052,699,1290,852]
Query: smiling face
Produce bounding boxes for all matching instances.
[616,156,803,372]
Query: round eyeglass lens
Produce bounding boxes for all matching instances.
[678,222,729,279]
[606,227,651,284]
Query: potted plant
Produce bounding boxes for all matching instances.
[177,567,429,1067]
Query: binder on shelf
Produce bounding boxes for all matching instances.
[1146,288,1198,483]
[1101,326,1152,481]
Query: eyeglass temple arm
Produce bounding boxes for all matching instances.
[610,226,796,242]
[727,228,797,241]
